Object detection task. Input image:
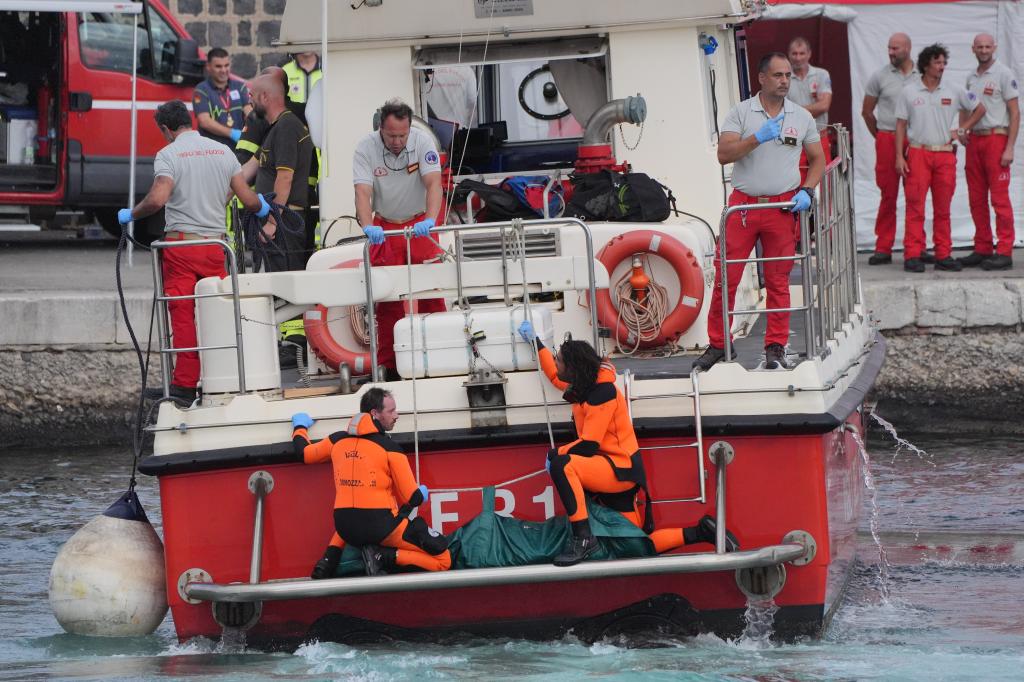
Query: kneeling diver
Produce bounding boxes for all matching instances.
[518,321,739,566]
[292,387,451,578]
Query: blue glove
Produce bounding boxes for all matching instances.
[789,189,812,213]
[413,216,435,238]
[117,208,133,225]
[229,128,242,143]
[518,320,536,343]
[256,194,271,219]
[417,484,429,504]
[545,456,552,472]
[363,224,385,245]
[754,113,784,144]
[291,412,314,430]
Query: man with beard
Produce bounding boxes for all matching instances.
[895,43,985,273]
[241,73,313,272]
[862,33,919,265]
[960,33,1020,271]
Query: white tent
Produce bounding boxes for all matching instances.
[767,1,1024,251]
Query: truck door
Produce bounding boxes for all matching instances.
[65,0,199,209]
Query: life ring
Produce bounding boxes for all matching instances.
[594,230,704,349]
[304,259,372,375]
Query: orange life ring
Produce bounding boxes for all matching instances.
[304,259,372,374]
[594,230,704,349]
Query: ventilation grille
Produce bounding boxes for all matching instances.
[458,231,559,261]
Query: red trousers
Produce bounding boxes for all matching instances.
[965,134,1014,256]
[873,131,906,254]
[799,130,833,184]
[707,189,798,349]
[903,147,956,260]
[371,214,445,369]
[161,238,226,388]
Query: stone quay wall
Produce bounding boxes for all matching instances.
[4,280,1024,448]
[170,0,287,79]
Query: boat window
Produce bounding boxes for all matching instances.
[146,5,179,83]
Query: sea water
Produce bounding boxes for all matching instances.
[1,427,1022,681]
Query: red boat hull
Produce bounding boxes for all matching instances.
[158,411,864,645]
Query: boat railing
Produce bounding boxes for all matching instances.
[361,217,599,382]
[717,125,860,363]
[150,238,248,399]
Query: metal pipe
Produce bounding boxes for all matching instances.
[150,243,172,397]
[500,226,510,306]
[362,241,380,382]
[127,9,139,268]
[715,451,727,554]
[581,96,647,145]
[691,370,707,504]
[187,543,807,603]
[249,477,267,583]
[799,210,815,358]
[224,242,247,394]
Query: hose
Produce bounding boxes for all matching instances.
[238,195,307,273]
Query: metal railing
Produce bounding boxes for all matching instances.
[717,126,860,363]
[150,238,247,398]
[361,218,600,382]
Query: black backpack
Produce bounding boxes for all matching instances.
[454,179,538,221]
[566,170,675,223]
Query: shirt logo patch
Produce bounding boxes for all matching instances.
[230,90,240,100]
[941,98,952,106]
[424,150,439,165]
[967,92,977,101]
[984,87,994,96]
[407,162,420,174]
[913,97,925,106]
[783,126,797,137]
[373,166,388,177]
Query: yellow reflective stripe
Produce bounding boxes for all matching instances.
[237,139,259,153]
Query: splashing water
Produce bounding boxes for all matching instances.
[851,430,891,602]
[870,412,935,466]
[738,598,778,646]
[217,627,247,653]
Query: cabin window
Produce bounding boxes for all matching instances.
[77,9,178,82]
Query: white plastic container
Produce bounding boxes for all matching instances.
[195,277,281,394]
[394,306,554,379]
[7,118,37,166]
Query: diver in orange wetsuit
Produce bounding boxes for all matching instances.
[518,321,739,566]
[292,387,451,578]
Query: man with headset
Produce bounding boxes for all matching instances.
[353,98,445,380]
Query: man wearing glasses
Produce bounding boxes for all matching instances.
[693,52,824,373]
[353,99,445,380]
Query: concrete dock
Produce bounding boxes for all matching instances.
[3,235,1022,446]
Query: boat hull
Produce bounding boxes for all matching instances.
[157,409,865,645]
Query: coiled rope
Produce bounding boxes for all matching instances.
[611,254,670,355]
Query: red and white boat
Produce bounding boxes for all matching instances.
[139,0,883,646]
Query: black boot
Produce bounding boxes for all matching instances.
[554,520,598,567]
[686,514,740,552]
[310,545,343,580]
[360,545,397,576]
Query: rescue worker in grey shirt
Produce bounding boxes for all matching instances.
[862,33,919,265]
[118,100,270,405]
[354,98,445,378]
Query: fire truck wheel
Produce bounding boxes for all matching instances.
[95,207,165,246]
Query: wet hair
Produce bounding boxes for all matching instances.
[558,339,602,400]
[380,98,413,123]
[758,52,790,74]
[154,100,192,131]
[360,387,393,414]
[207,47,229,61]
[788,36,811,53]
[917,43,949,74]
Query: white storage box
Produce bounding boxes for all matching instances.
[196,277,281,394]
[394,306,554,379]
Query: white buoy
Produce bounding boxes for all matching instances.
[48,490,168,636]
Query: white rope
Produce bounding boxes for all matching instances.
[350,304,370,345]
[611,254,670,355]
[433,467,548,494]
[405,228,421,482]
[512,219,555,449]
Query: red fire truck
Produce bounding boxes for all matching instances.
[0,0,203,240]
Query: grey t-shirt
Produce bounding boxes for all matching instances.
[722,95,820,197]
[352,127,442,222]
[896,79,978,146]
[865,64,919,131]
[153,131,240,236]
[789,65,832,131]
[966,60,1020,130]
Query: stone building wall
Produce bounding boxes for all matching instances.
[169,0,287,79]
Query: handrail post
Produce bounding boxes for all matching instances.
[247,471,273,584]
[799,210,815,359]
[691,370,707,504]
[718,207,733,361]
[150,246,173,396]
[709,441,734,554]
[362,240,380,382]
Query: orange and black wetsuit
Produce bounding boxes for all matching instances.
[539,342,690,553]
[293,412,451,571]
